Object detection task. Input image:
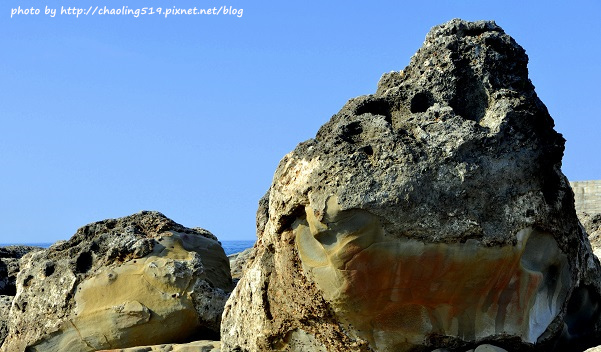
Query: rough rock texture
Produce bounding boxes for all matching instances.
[229,247,255,281]
[572,181,601,213]
[1,211,233,352]
[221,19,601,352]
[580,212,601,258]
[0,246,43,296]
[97,340,220,352]
[0,296,12,347]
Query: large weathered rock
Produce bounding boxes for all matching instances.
[1,211,233,352]
[221,19,601,351]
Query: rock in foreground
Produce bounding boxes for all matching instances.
[1,211,233,352]
[221,19,601,351]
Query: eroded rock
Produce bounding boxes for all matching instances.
[1,211,233,352]
[221,19,601,351]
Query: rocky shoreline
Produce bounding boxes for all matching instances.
[2,19,601,351]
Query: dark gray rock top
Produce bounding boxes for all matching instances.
[0,246,43,259]
[0,246,43,296]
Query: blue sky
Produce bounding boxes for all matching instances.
[1,1,600,243]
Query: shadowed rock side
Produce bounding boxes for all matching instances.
[0,211,233,352]
[221,19,601,352]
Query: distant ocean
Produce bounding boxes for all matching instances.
[0,240,255,256]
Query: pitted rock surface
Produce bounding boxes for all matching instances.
[1,211,233,352]
[221,19,601,352]
[0,245,43,296]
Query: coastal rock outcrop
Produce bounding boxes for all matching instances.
[221,19,601,351]
[1,211,233,352]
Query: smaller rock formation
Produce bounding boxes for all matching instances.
[1,211,233,352]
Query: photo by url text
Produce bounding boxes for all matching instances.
[10,5,244,18]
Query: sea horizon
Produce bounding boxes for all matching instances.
[0,239,255,256]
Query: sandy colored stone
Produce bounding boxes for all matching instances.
[221,19,601,352]
[1,211,233,352]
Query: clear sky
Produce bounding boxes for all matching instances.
[1,1,600,243]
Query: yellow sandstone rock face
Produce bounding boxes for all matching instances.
[30,234,210,351]
[295,197,570,351]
